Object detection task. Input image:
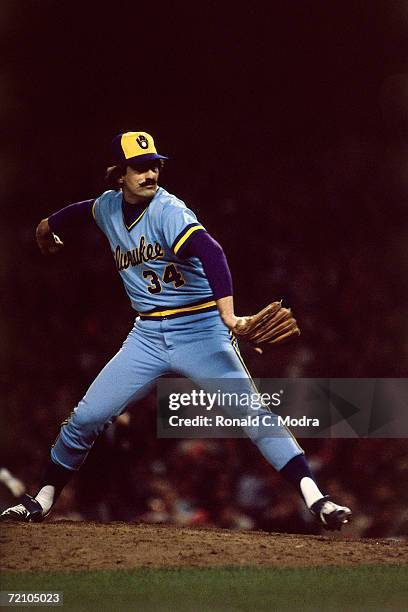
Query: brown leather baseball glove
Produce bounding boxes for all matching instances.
[234,301,300,346]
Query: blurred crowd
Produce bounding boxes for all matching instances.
[66,413,408,538]
[2,136,408,538]
[1,402,407,539]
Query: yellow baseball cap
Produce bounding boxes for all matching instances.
[111,131,168,165]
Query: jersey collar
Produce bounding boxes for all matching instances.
[121,192,153,231]
[122,200,147,231]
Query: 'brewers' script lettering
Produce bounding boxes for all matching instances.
[115,236,164,271]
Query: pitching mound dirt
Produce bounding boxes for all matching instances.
[1,522,407,572]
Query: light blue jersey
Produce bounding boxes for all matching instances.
[4,130,321,528]
[52,178,302,479]
[92,187,215,316]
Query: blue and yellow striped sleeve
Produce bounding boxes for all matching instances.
[91,199,98,221]
[160,199,206,256]
[171,222,206,255]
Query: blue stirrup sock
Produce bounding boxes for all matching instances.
[35,458,74,514]
[280,454,325,508]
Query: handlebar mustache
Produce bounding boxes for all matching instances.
[139,181,157,187]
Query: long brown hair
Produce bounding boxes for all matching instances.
[104,165,126,190]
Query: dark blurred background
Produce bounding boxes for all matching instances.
[1,1,407,536]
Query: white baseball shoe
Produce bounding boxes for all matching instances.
[310,495,352,531]
[0,494,45,523]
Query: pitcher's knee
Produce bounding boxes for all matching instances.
[59,401,112,449]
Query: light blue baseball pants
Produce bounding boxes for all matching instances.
[51,311,303,471]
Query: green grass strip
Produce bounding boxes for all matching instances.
[1,565,407,611]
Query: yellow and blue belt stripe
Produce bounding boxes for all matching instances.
[139,298,217,320]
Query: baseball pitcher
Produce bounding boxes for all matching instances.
[1,131,352,530]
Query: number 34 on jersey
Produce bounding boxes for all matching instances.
[143,264,184,294]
